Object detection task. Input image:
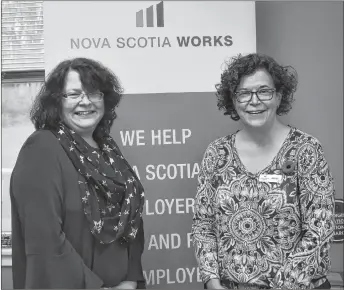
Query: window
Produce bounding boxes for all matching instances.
[1,1,44,72]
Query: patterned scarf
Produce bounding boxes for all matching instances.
[51,123,145,244]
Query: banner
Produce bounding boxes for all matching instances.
[43,1,256,94]
[43,1,256,288]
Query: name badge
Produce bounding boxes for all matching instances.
[258,174,283,184]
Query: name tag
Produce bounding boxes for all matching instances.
[258,174,283,184]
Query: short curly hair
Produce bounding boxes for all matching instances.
[30,57,123,141]
[215,53,298,121]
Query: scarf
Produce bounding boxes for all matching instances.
[51,123,145,244]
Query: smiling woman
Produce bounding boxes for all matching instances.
[192,53,336,290]
[10,58,146,289]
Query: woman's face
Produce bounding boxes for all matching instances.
[61,70,105,137]
[234,68,281,129]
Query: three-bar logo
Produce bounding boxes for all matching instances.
[136,1,164,27]
[71,0,234,49]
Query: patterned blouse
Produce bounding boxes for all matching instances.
[192,127,335,289]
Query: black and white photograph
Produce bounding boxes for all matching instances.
[1,1,343,289]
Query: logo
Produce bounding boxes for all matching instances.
[70,1,234,49]
[136,1,164,28]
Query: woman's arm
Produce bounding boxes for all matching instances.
[273,140,336,289]
[192,142,224,288]
[10,131,104,289]
[122,217,145,289]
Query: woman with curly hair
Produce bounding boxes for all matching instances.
[192,53,335,289]
[10,58,145,289]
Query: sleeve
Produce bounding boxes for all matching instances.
[191,142,220,284]
[126,218,146,288]
[10,131,104,289]
[273,140,336,289]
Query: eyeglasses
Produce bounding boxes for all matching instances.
[234,88,276,103]
[63,91,104,103]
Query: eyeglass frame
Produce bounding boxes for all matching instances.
[234,87,276,103]
[62,91,104,103]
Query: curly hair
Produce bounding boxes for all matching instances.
[30,57,123,141]
[215,53,298,121]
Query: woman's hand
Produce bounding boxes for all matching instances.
[112,281,137,289]
[206,279,228,289]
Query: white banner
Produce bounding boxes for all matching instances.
[43,2,256,288]
[44,1,256,94]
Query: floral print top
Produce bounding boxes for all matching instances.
[192,127,335,289]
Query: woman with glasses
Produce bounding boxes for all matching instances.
[192,53,335,289]
[10,58,145,289]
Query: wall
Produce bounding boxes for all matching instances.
[256,0,343,278]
